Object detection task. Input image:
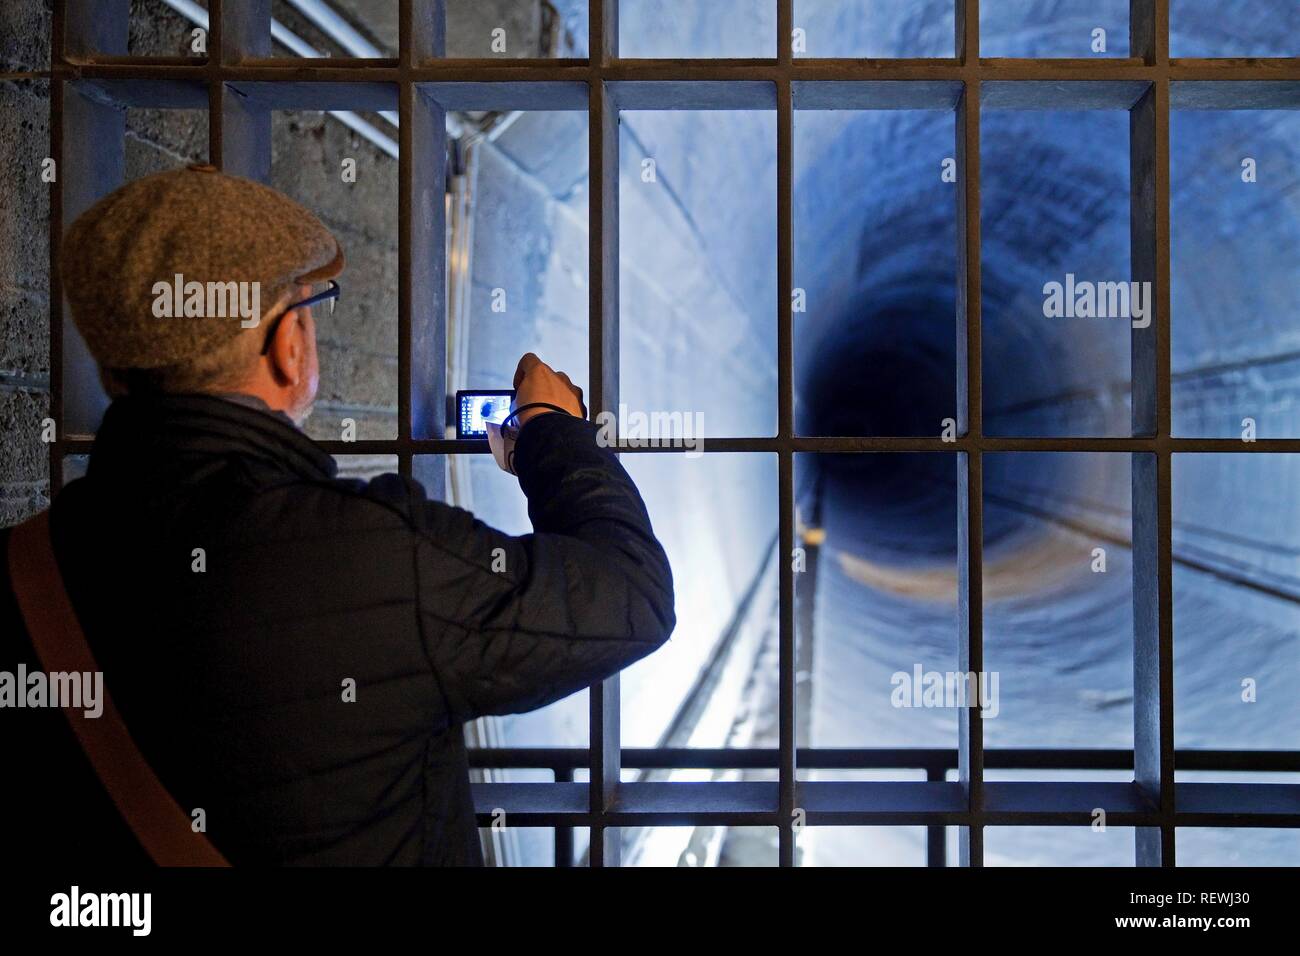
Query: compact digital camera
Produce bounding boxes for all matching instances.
[455,389,515,440]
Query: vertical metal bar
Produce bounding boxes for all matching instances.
[955,0,974,61]
[926,765,946,867]
[59,1,128,440]
[407,0,446,61]
[955,0,984,868]
[778,452,795,866]
[1130,0,1167,65]
[955,22,981,443]
[60,85,121,438]
[403,87,446,479]
[776,0,796,868]
[594,0,618,60]
[48,0,67,493]
[1129,0,1174,868]
[207,0,223,164]
[219,87,270,183]
[64,0,128,56]
[587,0,620,868]
[956,452,984,867]
[1129,92,1159,820]
[1131,453,1170,864]
[555,767,574,867]
[221,0,270,62]
[1129,87,1160,441]
[403,1,445,482]
[219,0,270,182]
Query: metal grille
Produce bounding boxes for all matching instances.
[44,1,1300,866]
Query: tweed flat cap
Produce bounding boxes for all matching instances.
[62,163,344,369]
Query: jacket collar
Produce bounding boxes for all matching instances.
[87,392,337,484]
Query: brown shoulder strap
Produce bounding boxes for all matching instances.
[7,510,230,867]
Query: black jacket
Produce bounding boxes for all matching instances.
[0,393,674,865]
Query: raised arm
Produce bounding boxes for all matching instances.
[407,374,675,722]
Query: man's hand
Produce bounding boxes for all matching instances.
[512,352,586,428]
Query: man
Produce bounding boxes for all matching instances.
[0,164,675,865]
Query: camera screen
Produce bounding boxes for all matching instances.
[458,391,514,439]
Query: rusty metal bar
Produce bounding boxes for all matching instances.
[55,57,1300,84]
[955,0,984,869]
[1130,0,1177,869]
[587,0,621,869]
[775,0,797,869]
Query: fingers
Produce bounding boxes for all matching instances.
[513,351,543,389]
[554,370,586,416]
[513,353,587,419]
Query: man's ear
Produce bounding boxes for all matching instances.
[267,306,305,387]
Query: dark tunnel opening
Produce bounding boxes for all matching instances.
[798,293,954,440]
[791,99,1143,576]
[796,281,1061,566]
[798,287,962,565]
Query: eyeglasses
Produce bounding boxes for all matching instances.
[259,280,341,355]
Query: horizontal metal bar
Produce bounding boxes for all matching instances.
[465,747,1300,773]
[978,57,1148,71]
[1177,783,1300,824]
[1168,57,1300,78]
[792,80,962,110]
[55,58,1300,88]
[418,80,589,111]
[1171,80,1300,109]
[982,80,1149,110]
[474,782,589,823]
[46,75,1300,125]
[984,781,1152,817]
[56,435,1300,459]
[225,79,398,110]
[610,80,777,109]
[71,77,208,108]
[611,781,776,824]
[472,781,777,826]
[800,781,968,824]
[225,55,402,69]
[313,436,1300,455]
[472,780,1300,827]
[985,57,1300,80]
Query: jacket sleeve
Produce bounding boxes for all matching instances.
[404,413,675,723]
